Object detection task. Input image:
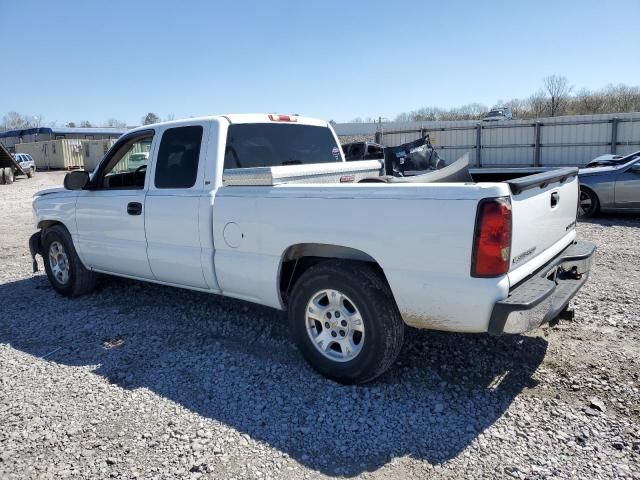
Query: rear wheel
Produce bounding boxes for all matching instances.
[42,225,97,297]
[288,260,404,384]
[579,188,599,217]
[3,168,14,184]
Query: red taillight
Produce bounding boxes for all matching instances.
[471,197,512,277]
[268,114,297,122]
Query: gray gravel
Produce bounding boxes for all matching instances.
[1,172,639,479]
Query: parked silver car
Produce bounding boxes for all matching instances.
[579,155,640,216]
[482,107,513,121]
[12,153,36,178]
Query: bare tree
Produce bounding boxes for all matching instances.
[572,88,605,115]
[104,118,127,128]
[66,121,77,128]
[602,84,640,113]
[394,112,412,122]
[543,75,572,116]
[142,112,161,125]
[503,98,527,119]
[2,111,30,130]
[79,120,93,128]
[526,89,548,118]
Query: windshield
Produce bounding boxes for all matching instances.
[486,110,504,117]
[224,123,340,169]
[620,151,640,164]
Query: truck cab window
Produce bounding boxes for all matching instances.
[155,126,203,189]
[224,124,339,169]
[101,137,153,189]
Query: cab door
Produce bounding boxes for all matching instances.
[144,123,213,289]
[75,131,156,278]
[614,159,640,208]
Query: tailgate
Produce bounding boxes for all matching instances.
[507,168,579,285]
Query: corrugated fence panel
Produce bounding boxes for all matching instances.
[480,124,533,166]
[483,146,534,166]
[337,113,640,167]
[433,127,475,148]
[617,144,640,156]
[542,122,610,145]
[541,146,612,166]
[618,120,640,146]
[440,148,474,164]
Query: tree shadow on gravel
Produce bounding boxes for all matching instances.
[0,275,548,477]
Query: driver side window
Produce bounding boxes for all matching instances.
[101,136,153,189]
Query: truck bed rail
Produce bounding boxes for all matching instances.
[506,167,578,195]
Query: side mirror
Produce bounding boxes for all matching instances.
[64,170,90,190]
[631,164,640,174]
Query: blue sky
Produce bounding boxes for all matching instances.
[1,0,639,125]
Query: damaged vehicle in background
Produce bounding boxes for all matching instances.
[343,135,445,174]
[584,150,640,168]
[342,141,384,162]
[578,154,640,216]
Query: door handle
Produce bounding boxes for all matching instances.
[550,192,560,208]
[127,202,143,215]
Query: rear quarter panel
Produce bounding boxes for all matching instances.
[213,183,511,333]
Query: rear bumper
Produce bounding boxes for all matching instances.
[488,241,596,335]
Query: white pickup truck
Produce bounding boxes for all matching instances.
[29,114,595,384]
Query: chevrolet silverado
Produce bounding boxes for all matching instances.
[29,114,595,383]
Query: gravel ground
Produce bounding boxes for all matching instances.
[0,172,639,480]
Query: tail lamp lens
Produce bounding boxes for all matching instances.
[471,198,512,277]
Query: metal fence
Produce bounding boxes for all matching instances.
[335,113,640,167]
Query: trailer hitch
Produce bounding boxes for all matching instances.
[557,265,582,281]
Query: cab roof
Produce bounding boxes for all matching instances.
[125,114,329,135]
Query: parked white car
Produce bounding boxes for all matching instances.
[29,114,595,383]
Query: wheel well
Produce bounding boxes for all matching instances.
[278,243,388,306]
[580,185,600,207]
[37,220,66,232]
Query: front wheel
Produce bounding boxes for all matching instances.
[579,188,599,217]
[42,225,97,297]
[26,167,34,178]
[288,260,404,384]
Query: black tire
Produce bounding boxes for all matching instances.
[579,187,599,217]
[0,169,5,185]
[42,225,97,297]
[288,260,404,384]
[3,168,14,184]
[27,167,34,178]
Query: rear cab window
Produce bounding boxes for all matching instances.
[224,124,340,169]
[155,126,203,189]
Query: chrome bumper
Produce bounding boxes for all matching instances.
[488,241,596,335]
